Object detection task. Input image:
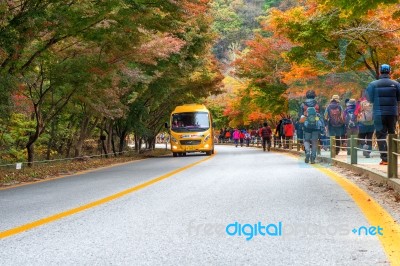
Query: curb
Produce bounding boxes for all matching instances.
[271,146,400,194]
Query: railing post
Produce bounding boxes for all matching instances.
[388,134,398,179]
[296,140,300,151]
[330,136,335,158]
[350,135,357,165]
[289,139,293,150]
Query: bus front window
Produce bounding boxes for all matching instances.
[171,112,209,132]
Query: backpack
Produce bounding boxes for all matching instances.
[357,100,374,125]
[304,106,319,129]
[328,102,344,127]
[244,132,251,140]
[345,109,357,128]
[284,123,294,137]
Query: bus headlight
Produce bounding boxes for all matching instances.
[171,136,178,143]
[204,134,210,142]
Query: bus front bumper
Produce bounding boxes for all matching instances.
[171,144,212,152]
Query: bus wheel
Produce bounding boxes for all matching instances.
[173,152,177,157]
[206,151,212,156]
[211,149,214,154]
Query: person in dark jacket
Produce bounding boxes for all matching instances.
[294,118,304,148]
[299,90,323,164]
[366,64,400,165]
[343,98,359,155]
[274,119,283,148]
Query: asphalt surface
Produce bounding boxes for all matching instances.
[0,145,390,265]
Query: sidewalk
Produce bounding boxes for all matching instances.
[272,146,400,194]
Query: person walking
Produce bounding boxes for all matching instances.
[366,64,400,165]
[233,128,240,147]
[295,118,304,148]
[355,91,375,158]
[261,122,272,151]
[343,99,359,155]
[225,129,231,143]
[283,118,295,149]
[275,119,283,148]
[244,129,251,147]
[299,90,324,164]
[239,130,245,147]
[324,95,345,155]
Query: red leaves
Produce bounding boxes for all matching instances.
[135,34,185,65]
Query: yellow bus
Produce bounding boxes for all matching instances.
[166,104,214,157]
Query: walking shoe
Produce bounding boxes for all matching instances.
[305,154,310,163]
[379,160,388,165]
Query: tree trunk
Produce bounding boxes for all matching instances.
[26,110,44,167]
[138,138,142,153]
[134,134,139,152]
[74,116,90,158]
[118,132,127,153]
[26,141,35,167]
[106,120,113,156]
[46,120,57,160]
[111,134,117,157]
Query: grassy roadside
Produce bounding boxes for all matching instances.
[0,149,172,187]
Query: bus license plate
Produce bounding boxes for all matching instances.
[185,146,196,151]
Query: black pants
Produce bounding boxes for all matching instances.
[374,115,397,161]
[262,137,271,151]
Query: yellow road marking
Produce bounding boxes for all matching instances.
[0,154,215,239]
[316,165,400,266]
[276,151,400,264]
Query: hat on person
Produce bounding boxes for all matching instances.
[306,90,316,99]
[331,95,340,102]
[347,98,356,106]
[380,64,391,74]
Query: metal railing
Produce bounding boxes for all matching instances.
[388,134,400,179]
[0,150,134,170]
[273,134,399,179]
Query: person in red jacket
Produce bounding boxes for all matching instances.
[239,130,245,147]
[283,119,295,148]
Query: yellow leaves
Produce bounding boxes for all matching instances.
[222,75,247,94]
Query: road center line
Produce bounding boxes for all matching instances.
[0,154,215,239]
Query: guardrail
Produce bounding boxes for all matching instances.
[388,134,400,179]
[0,150,133,170]
[272,134,399,179]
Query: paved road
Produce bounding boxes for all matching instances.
[0,145,391,265]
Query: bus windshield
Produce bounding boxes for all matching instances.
[171,112,210,132]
